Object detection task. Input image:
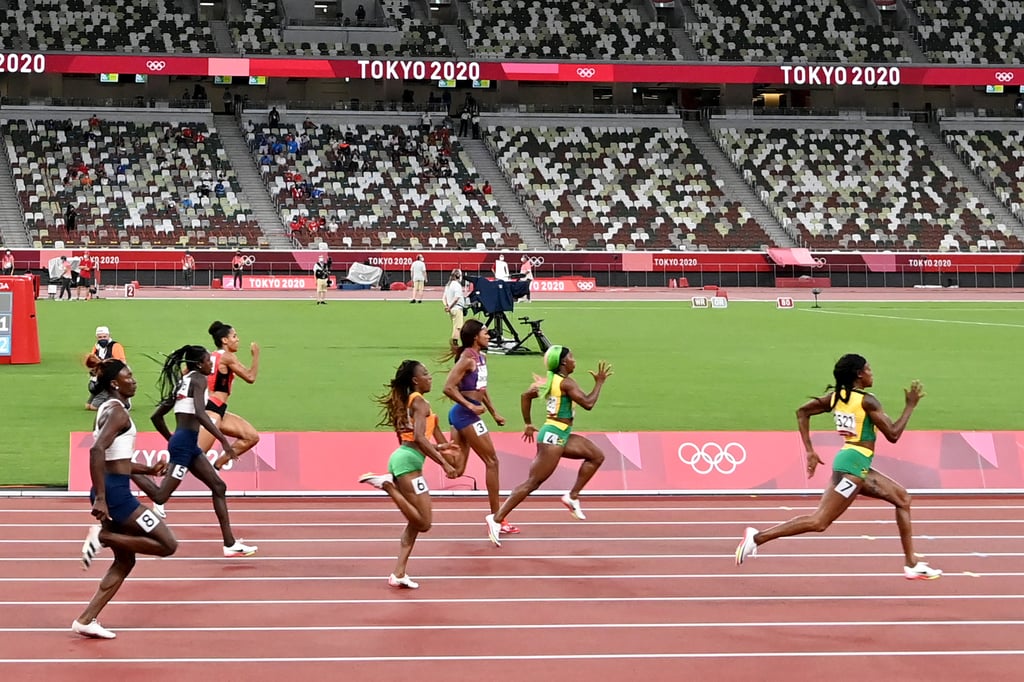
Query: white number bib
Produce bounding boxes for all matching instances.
[834,411,856,437]
[170,464,188,480]
[541,430,562,445]
[135,509,160,533]
[411,476,429,495]
[472,420,489,436]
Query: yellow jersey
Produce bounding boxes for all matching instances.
[832,389,876,444]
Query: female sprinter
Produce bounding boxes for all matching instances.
[201,320,261,471]
[131,345,257,557]
[485,345,612,547]
[74,357,177,639]
[735,353,941,579]
[443,319,518,534]
[359,360,458,588]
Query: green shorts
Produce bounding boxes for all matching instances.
[388,444,426,478]
[537,422,572,448]
[832,446,873,479]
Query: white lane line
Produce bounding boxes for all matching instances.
[2,650,1024,663]
[1,504,1023,513]
[804,308,1024,329]
[4,620,1024,634]
[2,594,1020,606]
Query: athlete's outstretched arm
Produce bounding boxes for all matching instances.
[864,381,924,443]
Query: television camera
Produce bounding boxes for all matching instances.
[467,276,547,354]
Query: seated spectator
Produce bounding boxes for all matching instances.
[462,180,478,196]
[482,180,492,196]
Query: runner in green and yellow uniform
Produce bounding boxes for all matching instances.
[735,353,942,580]
[485,345,612,547]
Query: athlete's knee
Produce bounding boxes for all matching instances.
[893,488,912,510]
[807,514,833,533]
[589,449,605,467]
[415,519,432,533]
[208,477,227,498]
[157,535,178,557]
[114,553,137,572]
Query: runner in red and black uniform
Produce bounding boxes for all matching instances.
[199,320,261,470]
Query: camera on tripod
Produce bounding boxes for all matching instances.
[517,317,551,352]
[465,278,550,354]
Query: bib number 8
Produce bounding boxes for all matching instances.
[135,509,160,533]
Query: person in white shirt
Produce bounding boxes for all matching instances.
[443,269,468,349]
[409,254,427,303]
[493,254,510,281]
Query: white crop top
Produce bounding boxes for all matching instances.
[173,371,209,414]
[93,399,137,462]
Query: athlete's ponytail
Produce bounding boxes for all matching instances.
[375,360,422,433]
[827,353,867,410]
[157,345,208,404]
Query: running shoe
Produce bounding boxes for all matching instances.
[735,527,759,565]
[560,493,586,520]
[388,573,419,589]
[358,472,393,489]
[500,521,520,534]
[904,561,942,580]
[71,618,116,639]
[80,525,102,570]
[485,514,502,547]
[223,540,258,557]
[152,503,166,519]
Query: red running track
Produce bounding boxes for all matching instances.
[1,495,1023,681]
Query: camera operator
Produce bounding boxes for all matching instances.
[313,255,332,305]
[443,268,468,349]
[85,326,127,410]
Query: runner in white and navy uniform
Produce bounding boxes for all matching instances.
[131,345,257,557]
[73,358,178,640]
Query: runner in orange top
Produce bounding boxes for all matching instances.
[359,360,458,588]
[199,320,260,470]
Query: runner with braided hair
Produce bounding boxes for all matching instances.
[735,353,941,579]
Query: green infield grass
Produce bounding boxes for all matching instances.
[2,297,1023,486]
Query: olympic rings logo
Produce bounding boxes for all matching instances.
[995,72,1014,83]
[576,67,596,79]
[529,256,545,268]
[146,60,167,71]
[576,281,595,291]
[813,257,827,268]
[240,255,256,266]
[677,441,747,475]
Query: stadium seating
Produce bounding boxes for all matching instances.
[944,129,1024,234]
[462,0,682,60]
[230,0,451,57]
[715,126,1022,251]
[486,125,768,250]
[246,121,520,250]
[3,119,258,248]
[0,0,214,53]
[912,0,1024,64]
[688,0,906,63]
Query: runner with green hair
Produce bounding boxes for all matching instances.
[484,345,613,547]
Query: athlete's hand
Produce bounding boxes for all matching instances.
[221,443,237,461]
[905,380,925,407]
[492,412,506,427]
[470,403,486,416]
[806,451,823,478]
[150,460,168,477]
[91,499,111,521]
[442,461,459,479]
[590,361,613,383]
[250,342,260,357]
[523,424,538,443]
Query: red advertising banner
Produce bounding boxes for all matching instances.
[12,248,1024,276]
[68,429,1024,494]
[529,277,597,293]
[219,274,316,290]
[3,52,1021,86]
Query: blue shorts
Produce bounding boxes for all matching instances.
[168,429,203,468]
[90,473,141,525]
[449,400,483,431]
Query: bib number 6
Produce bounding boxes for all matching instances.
[411,476,429,494]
